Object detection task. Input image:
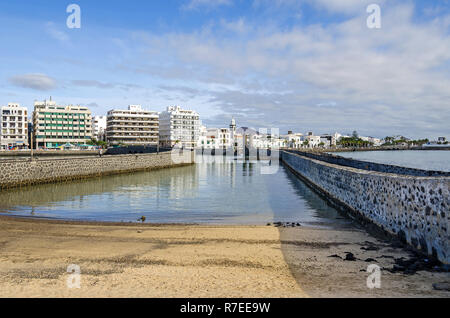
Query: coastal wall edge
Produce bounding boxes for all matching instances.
[0,151,194,189]
[281,150,449,264]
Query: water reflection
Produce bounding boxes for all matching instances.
[0,155,351,227]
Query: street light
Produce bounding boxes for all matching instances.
[29,124,34,161]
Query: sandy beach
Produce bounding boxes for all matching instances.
[0,216,448,298]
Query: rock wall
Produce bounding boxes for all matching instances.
[281,150,449,264]
[286,150,450,177]
[0,151,194,190]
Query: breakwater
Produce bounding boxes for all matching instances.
[0,151,194,190]
[281,150,449,264]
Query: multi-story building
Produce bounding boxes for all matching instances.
[0,103,29,150]
[197,127,232,149]
[93,115,107,141]
[32,99,92,149]
[106,105,159,146]
[159,106,200,149]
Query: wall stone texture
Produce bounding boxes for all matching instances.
[281,150,449,264]
[0,151,194,190]
[287,150,450,177]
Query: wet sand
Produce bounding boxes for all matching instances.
[0,216,448,298]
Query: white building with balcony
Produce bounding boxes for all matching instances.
[93,115,107,141]
[0,103,29,150]
[159,106,200,149]
[106,105,159,146]
[33,99,92,149]
[198,127,232,149]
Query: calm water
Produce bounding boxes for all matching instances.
[336,150,450,172]
[0,155,350,227]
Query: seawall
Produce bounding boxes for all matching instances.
[281,150,449,264]
[0,151,194,190]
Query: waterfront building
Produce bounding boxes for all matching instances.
[197,127,231,149]
[32,99,92,149]
[282,132,304,148]
[360,136,382,146]
[197,125,207,148]
[305,132,322,148]
[0,103,29,150]
[319,134,338,148]
[106,105,159,146]
[159,106,200,149]
[93,115,107,141]
[211,128,232,149]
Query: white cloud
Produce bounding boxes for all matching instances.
[9,73,57,91]
[140,3,449,138]
[45,22,69,43]
[308,0,387,14]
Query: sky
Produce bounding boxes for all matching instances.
[0,0,449,139]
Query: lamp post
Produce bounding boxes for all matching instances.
[30,124,34,161]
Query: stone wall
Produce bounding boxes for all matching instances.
[281,150,449,264]
[0,151,194,190]
[286,150,450,177]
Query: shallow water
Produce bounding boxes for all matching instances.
[335,150,450,172]
[0,155,350,227]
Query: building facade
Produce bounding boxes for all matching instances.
[106,105,159,146]
[197,127,232,149]
[0,103,29,150]
[32,99,92,149]
[93,115,107,141]
[159,106,200,149]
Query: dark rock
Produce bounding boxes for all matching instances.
[344,253,357,261]
[328,254,342,259]
[432,282,450,291]
[365,258,378,263]
[361,246,380,251]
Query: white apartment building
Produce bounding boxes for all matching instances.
[198,128,232,149]
[33,99,92,149]
[93,115,107,141]
[0,103,29,150]
[159,106,200,149]
[106,105,159,146]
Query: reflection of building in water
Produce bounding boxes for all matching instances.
[195,155,237,189]
[0,166,199,213]
[165,166,199,200]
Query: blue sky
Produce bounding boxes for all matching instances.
[0,0,449,139]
